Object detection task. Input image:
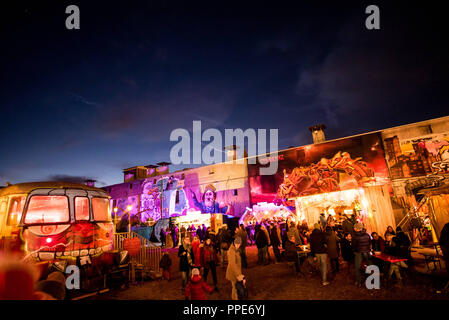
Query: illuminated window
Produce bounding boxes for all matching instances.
[7,196,25,226]
[92,198,111,221]
[25,196,69,224]
[75,197,90,221]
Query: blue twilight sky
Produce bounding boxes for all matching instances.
[1,0,448,187]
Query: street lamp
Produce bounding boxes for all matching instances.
[127,205,133,235]
[113,207,118,233]
[157,161,171,220]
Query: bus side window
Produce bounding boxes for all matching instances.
[7,196,25,226]
[0,200,7,234]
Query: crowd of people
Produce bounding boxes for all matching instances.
[159,212,446,300]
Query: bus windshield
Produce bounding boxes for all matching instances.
[24,195,70,224]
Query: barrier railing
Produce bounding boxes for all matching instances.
[114,232,161,272]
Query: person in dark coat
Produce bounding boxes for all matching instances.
[352,223,372,286]
[178,237,194,291]
[371,232,385,252]
[185,268,213,300]
[235,274,248,300]
[270,224,282,263]
[159,252,172,280]
[341,233,354,273]
[326,226,340,274]
[310,223,329,285]
[392,226,411,259]
[285,235,302,274]
[342,215,354,236]
[255,225,269,265]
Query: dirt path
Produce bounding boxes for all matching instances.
[93,245,449,300]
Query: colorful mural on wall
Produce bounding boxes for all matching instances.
[112,174,239,224]
[141,175,189,220]
[248,132,390,207]
[383,132,449,179]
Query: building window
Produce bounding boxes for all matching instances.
[233,189,238,196]
[130,183,133,190]
[7,196,25,226]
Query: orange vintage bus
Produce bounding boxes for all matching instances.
[0,182,114,264]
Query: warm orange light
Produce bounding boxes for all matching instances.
[114,207,118,213]
[126,205,132,211]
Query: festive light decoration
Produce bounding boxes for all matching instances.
[239,202,296,225]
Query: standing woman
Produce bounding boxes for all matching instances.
[226,237,242,300]
[201,237,219,292]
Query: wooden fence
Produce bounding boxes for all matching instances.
[114,232,161,272]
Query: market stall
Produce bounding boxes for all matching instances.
[294,185,395,234]
[239,202,297,226]
[173,210,223,233]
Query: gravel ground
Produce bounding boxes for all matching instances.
[92,245,449,300]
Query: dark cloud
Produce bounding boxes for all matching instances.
[47,174,105,186]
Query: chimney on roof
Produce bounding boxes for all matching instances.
[85,179,96,187]
[308,124,326,144]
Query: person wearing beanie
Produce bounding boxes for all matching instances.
[226,237,242,300]
[185,268,213,300]
[352,222,372,287]
[310,222,330,286]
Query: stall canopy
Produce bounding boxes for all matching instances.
[239,202,296,226]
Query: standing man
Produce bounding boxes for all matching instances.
[352,223,372,287]
[310,223,330,286]
[270,224,282,263]
[170,224,176,248]
[226,237,242,300]
[180,224,187,244]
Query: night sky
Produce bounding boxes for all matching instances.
[1,0,448,187]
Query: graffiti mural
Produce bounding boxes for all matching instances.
[189,184,231,214]
[140,175,189,220]
[383,132,449,179]
[248,132,390,207]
